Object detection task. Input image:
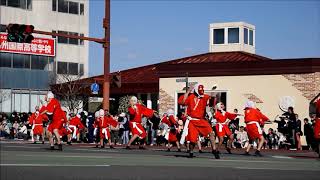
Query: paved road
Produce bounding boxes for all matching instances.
[1,140,319,180]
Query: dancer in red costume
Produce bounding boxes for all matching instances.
[41,92,67,150]
[126,96,155,149]
[313,98,320,158]
[243,101,269,156]
[178,84,219,158]
[29,106,48,144]
[67,113,85,145]
[215,102,238,154]
[97,109,118,148]
[162,109,181,152]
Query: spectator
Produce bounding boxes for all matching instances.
[0,117,10,139]
[275,117,288,135]
[229,109,240,133]
[234,126,249,148]
[304,118,314,150]
[266,128,279,149]
[295,115,302,150]
[17,122,28,140]
[12,120,19,138]
[118,113,130,145]
[283,107,297,150]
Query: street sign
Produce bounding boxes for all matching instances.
[90,83,99,94]
[0,33,55,57]
[188,82,197,86]
[176,78,187,82]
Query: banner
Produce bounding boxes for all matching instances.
[0,33,55,57]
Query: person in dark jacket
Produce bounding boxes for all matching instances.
[304,118,314,150]
[282,107,297,150]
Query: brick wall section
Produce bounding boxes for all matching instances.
[159,88,175,115]
[282,72,320,100]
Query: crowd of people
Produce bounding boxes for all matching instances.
[1,84,320,159]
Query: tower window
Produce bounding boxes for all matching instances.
[228,28,239,43]
[213,29,224,44]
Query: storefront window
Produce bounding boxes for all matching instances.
[21,94,29,112]
[30,94,38,112]
[0,89,11,113]
[14,93,21,112]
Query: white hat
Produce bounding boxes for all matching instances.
[245,101,255,109]
[130,96,138,104]
[94,111,99,118]
[167,109,174,116]
[119,112,126,117]
[99,109,105,117]
[216,102,226,115]
[47,91,54,99]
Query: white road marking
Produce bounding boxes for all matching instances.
[272,155,293,159]
[4,146,40,149]
[211,159,274,163]
[19,154,113,159]
[234,166,319,171]
[0,164,110,167]
[73,148,118,153]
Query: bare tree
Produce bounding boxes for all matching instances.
[0,89,11,104]
[50,74,90,113]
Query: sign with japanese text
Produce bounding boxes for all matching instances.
[0,33,55,57]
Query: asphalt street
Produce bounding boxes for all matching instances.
[0,140,319,180]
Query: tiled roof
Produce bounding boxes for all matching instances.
[93,51,270,84]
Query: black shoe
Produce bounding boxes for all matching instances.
[188,153,194,158]
[199,150,203,153]
[42,141,45,144]
[58,144,62,151]
[187,150,190,153]
[212,150,220,159]
[125,146,132,150]
[177,149,181,152]
[139,146,146,150]
[33,141,37,144]
[67,142,72,145]
[255,150,262,157]
[166,148,171,152]
[226,147,232,154]
[100,145,105,149]
[50,146,54,150]
[95,145,99,148]
[243,152,250,156]
[110,145,114,149]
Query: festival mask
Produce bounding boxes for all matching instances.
[198,85,204,95]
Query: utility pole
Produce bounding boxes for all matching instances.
[103,0,111,110]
